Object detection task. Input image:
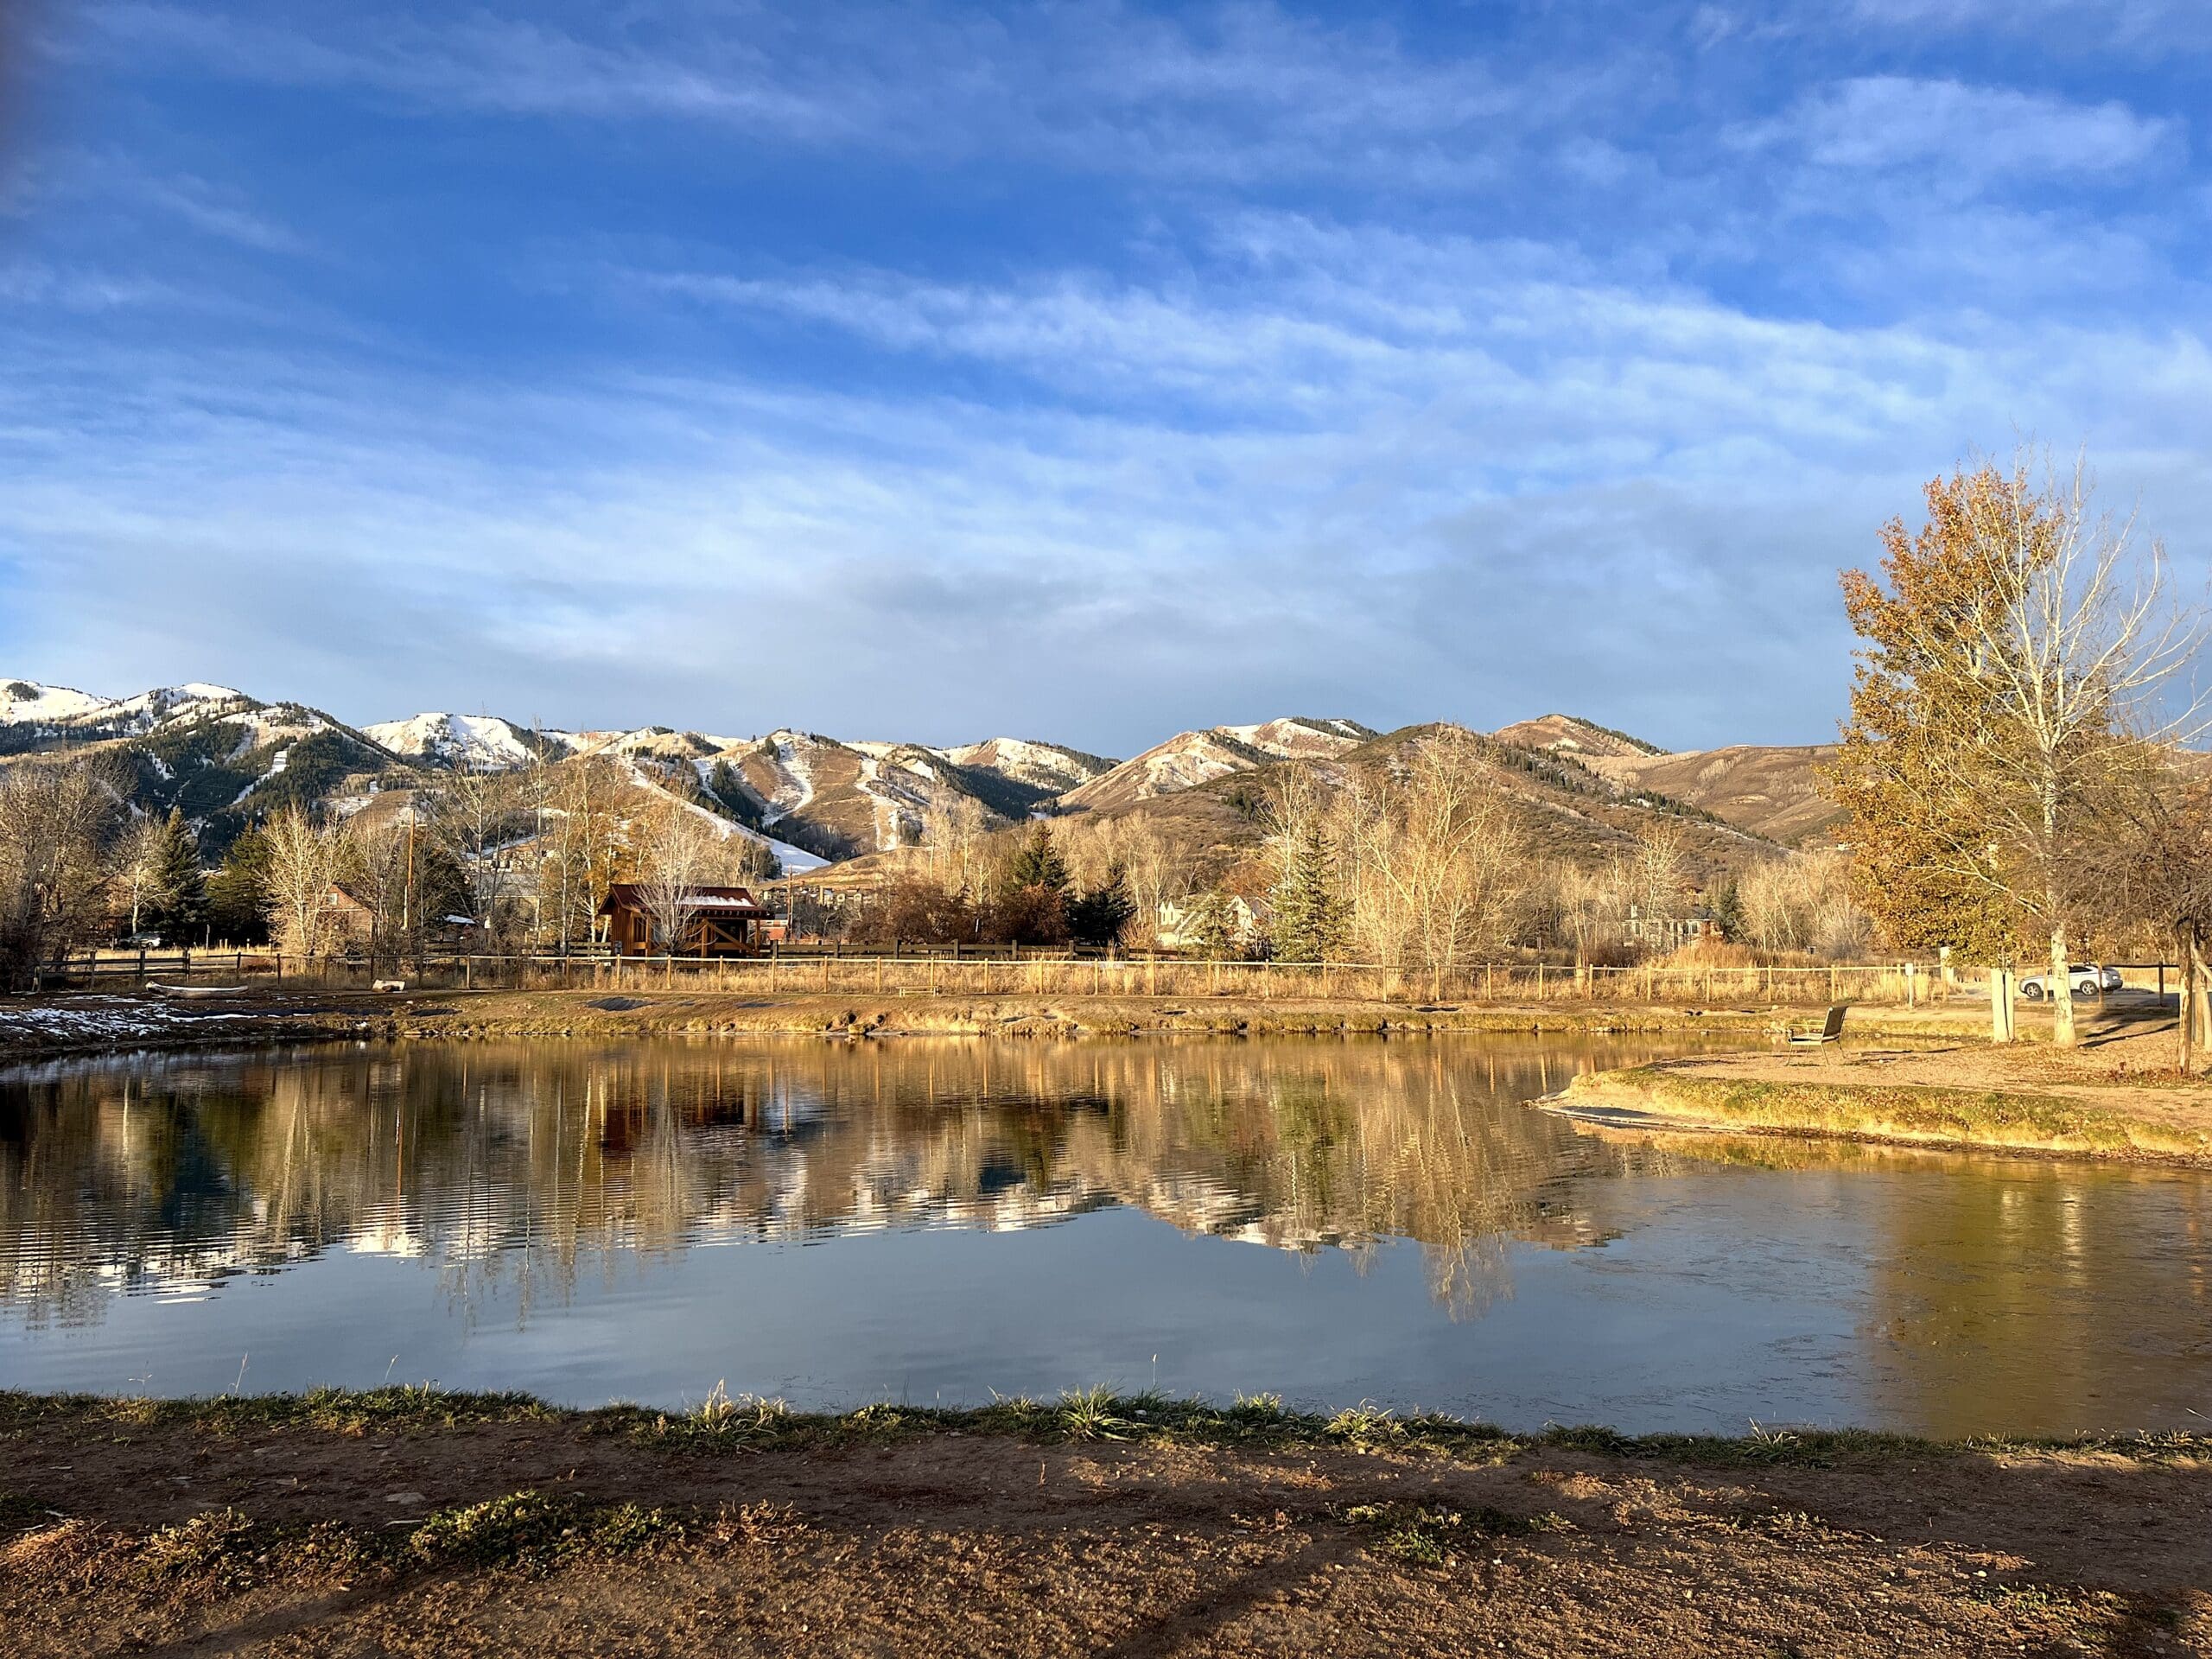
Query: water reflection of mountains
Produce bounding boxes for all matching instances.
[0,1038,1688,1325]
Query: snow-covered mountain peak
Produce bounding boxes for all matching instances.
[365,712,543,769]
[0,679,113,723]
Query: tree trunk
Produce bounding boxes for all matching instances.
[2048,925,2075,1047]
[2191,927,2212,1077]
[2177,921,2196,1076]
[1990,967,2016,1044]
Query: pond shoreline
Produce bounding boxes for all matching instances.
[0,984,1987,1066]
[1553,1033,2212,1168]
[1,1387,2202,1656]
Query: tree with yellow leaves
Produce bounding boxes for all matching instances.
[1826,452,2201,1046]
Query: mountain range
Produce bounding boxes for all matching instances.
[0,677,1843,877]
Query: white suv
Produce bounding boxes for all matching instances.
[2018,964,2124,1000]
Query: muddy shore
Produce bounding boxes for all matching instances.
[0,984,1990,1066]
[1,1389,2204,1657]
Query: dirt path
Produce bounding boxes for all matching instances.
[2,1400,2205,1657]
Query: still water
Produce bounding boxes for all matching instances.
[3,1036,2208,1437]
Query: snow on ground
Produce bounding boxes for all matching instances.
[0,679,114,723]
[1217,718,1366,760]
[365,712,539,769]
[1140,734,1251,793]
[0,997,252,1049]
[621,760,827,873]
[101,684,251,731]
[942,737,1110,791]
[0,679,252,737]
[762,732,818,821]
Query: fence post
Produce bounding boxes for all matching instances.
[1829,963,1839,1003]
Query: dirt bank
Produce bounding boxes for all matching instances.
[1,1389,2204,1657]
[0,984,1991,1065]
[1553,1014,2212,1166]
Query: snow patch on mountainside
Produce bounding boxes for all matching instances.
[621,759,827,871]
[367,712,540,769]
[0,679,113,723]
[1217,717,1374,760]
[943,736,1115,793]
[760,731,822,821]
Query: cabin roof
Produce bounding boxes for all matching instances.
[597,881,765,916]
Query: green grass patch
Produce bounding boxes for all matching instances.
[6,1384,2207,1471]
[0,1384,559,1438]
[1340,1500,1563,1564]
[404,1490,684,1574]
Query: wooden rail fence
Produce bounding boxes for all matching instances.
[25,950,2183,1008]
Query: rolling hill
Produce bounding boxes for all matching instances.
[1584,745,1844,847]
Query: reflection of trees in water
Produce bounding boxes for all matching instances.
[0,1037,1678,1326]
[1850,1149,2212,1438]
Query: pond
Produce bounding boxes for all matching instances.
[3,1035,2209,1438]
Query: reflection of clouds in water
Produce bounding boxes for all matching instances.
[0,1036,1682,1325]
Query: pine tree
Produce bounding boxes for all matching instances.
[1268,819,1344,964]
[706,759,763,826]
[1181,890,1238,958]
[146,809,209,938]
[207,826,273,944]
[1708,876,1744,944]
[1066,866,1136,947]
[1005,823,1070,894]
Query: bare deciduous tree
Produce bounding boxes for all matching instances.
[632,800,721,955]
[349,820,415,975]
[0,758,120,989]
[1736,851,1873,960]
[1366,734,1530,995]
[260,806,356,958]
[423,765,528,939]
[538,758,626,953]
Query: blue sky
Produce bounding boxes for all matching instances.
[1,0,2208,753]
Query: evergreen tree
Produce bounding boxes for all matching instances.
[1708,876,1744,944]
[1066,865,1136,948]
[207,826,273,944]
[146,809,209,938]
[1268,819,1344,964]
[1004,823,1071,894]
[1181,890,1238,958]
[705,759,764,827]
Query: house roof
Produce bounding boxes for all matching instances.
[597,881,766,916]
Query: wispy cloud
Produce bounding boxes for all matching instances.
[69,3,1604,192]
[1767,76,2177,179]
[3,0,2207,747]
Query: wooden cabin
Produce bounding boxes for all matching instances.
[596,883,771,958]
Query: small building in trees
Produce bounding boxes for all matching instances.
[1624,905,1717,950]
[1157,895,1260,953]
[596,883,771,957]
[317,886,376,949]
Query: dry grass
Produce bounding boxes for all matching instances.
[1563,1046,2212,1164]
